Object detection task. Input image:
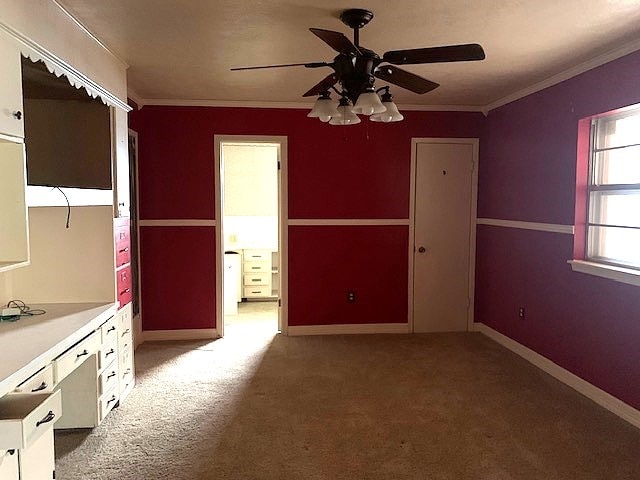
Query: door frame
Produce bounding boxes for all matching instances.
[408,138,479,333]
[213,135,289,337]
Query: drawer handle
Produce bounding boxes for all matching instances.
[119,247,129,253]
[251,267,260,270]
[105,348,115,357]
[36,410,56,427]
[251,291,261,294]
[120,288,131,295]
[125,368,132,375]
[6,449,15,456]
[107,326,116,332]
[251,279,261,282]
[31,381,48,392]
[122,328,131,335]
[76,349,89,359]
[13,110,22,120]
[107,395,117,405]
[107,372,117,379]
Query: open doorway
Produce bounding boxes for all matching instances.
[214,136,288,338]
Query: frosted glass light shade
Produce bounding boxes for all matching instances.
[352,91,386,115]
[308,97,339,122]
[329,104,361,125]
[370,101,404,123]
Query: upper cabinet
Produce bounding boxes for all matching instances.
[0,37,24,138]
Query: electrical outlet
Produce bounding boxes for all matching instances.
[347,291,356,302]
[518,307,525,319]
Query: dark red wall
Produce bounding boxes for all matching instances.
[476,50,640,409]
[129,106,483,331]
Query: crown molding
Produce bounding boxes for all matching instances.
[51,0,129,68]
[129,97,485,112]
[126,87,144,109]
[485,38,640,113]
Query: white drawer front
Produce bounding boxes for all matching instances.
[243,286,271,298]
[117,302,132,332]
[0,390,62,450]
[120,367,134,396]
[243,261,270,273]
[243,249,271,261]
[0,449,18,479]
[54,331,101,383]
[101,315,118,344]
[99,388,119,422]
[243,273,271,286]
[99,364,119,396]
[99,340,118,372]
[14,365,54,394]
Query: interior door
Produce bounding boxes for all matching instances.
[413,141,475,332]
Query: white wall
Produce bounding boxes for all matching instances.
[223,144,278,250]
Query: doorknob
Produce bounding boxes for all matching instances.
[418,246,426,253]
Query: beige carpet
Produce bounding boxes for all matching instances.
[55,328,640,479]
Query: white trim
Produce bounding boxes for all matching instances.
[474,322,640,430]
[287,219,409,226]
[214,136,289,338]
[142,328,217,342]
[568,260,640,287]
[131,98,485,112]
[50,0,129,68]
[485,38,640,113]
[477,218,575,235]
[0,21,130,112]
[410,138,479,333]
[288,323,409,336]
[127,88,144,109]
[138,219,216,227]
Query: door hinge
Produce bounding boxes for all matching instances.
[278,299,282,307]
[277,161,281,170]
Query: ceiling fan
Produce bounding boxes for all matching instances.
[231,9,485,124]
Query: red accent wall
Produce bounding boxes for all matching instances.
[129,107,483,331]
[477,50,640,409]
[289,226,409,326]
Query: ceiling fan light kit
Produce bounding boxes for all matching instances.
[232,8,485,126]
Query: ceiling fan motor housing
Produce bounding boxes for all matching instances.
[334,49,380,102]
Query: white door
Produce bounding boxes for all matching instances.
[413,141,476,333]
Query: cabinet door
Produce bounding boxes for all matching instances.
[0,37,24,138]
[0,449,19,480]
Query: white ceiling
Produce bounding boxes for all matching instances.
[57,0,640,108]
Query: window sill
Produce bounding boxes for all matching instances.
[568,260,640,287]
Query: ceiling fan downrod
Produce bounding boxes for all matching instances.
[339,8,374,48]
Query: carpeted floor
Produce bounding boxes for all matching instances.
[54,327,640,479]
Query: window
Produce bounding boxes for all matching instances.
[586,109,640,270]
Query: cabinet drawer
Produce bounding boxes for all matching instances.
[54,331,100,383]
[101,315,118,344]
[99,340,118,371]
[243,273,271,286]
[243,286,271,297]
[243,249,271,261]
[115,242,131,268]
[0,448,18,478]
[243,261,270,273]
[117,265,133,308]
[99,388,119,422]
[14,365,54,394]
[120,366,134,395]
[0,390,61,450]
[99,365,119,396]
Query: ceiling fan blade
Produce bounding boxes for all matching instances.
[309,28,360,56]
[374,65,440,94]
[383,43,485,65]
[302,73,338,97]
[230,62,329,71]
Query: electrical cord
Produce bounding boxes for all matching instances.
[0,300,46,322]
[53,186,71,228]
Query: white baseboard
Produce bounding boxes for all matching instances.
[142,328,218,342]
[474,322,640,429]
[288,323,409,336]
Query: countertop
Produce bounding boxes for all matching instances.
[0,302,117,398]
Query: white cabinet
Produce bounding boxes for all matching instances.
[0,139,29,273]
[242,249,275,299]
[0,391,61,480]
[0,36,24,139]
[117,303,135,400]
